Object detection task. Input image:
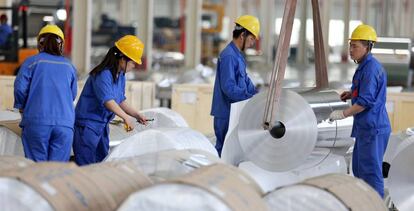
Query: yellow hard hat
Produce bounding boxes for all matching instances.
[38,24,64,41]
[115,35,144,65]
[350,24,377,42]
[235,15,260,39]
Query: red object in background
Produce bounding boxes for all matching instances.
[63,0,72,56]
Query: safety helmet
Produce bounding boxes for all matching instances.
[115,35,144,65]
[38,25,65,41]
[235,15,260,39]
[349,24,377,42]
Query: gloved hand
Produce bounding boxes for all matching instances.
[329,110,345,121]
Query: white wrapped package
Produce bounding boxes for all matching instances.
[105,149,221,182]
[389,136,414,211]
[0,110,23,156]
[109,108,189,146]
[0,178,53,211]
[106,127,218,161]
[265,174,387,211]
[118,184,231,211]
[239,148,347,193]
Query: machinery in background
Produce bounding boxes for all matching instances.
[372,37,413,87]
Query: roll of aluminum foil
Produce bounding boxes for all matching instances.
[238,90,318,171]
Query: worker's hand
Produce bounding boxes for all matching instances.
[329,110,346,121]
[135,113,148,126]
[340,91,351,102]
[123,117,135,132]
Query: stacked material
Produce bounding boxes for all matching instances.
[118,164,266,211]
[239,148,347,193]
[109,108,189,143]
[0,110,24,156]
[388,136,414,211]
[265,174,387,211]
[106,127,218,161]
[0,155,33,171]
[0,162,151,211]
[105,149,221,182]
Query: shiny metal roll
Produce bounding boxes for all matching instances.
[389,136,414,211]
[0,156,33,171]
[300,90,353,149]
[238,90,318,171]
[0,110,24,156]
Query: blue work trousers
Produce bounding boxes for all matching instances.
[73,124,109,166]
[352,133,389,198]
[21,125,73,162]
[214,117,229,157]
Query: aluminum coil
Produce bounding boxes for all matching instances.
[0,156,33,171]
[388,136,414,211]
[0,110,24,156]
[106,127,218,161]
[238,90,318,171]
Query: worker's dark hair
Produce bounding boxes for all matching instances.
[90,46,125,83]
[38,33,63,56]
[360,40,375,52]
[232,24,253,39]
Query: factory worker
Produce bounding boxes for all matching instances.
[73,35,149,166]
[211,15,259,156]
[329,24,391,198]
[14,25,77,162]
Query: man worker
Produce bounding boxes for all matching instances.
[0,14,12,49]
[330,24,391,198]
[211,15,260,156]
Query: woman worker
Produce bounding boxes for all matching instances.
[14,25,77,161]
[73,35,148,166]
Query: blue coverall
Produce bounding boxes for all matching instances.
[0,23,12,48]
[73,69,126,166]
[350,53,391,198]
[211,42,257,156]
[14,52,77,162]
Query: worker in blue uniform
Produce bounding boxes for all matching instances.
[14,25,77,162]
[211,15,260,156]
[0,14,12,49]
[330,24,391,198]
[73,35,149,166]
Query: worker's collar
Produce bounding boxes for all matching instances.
[229,42,246,61]
[356,53,373,71]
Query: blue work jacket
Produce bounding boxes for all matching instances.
[211,42,257,119]
[0,23,12,46]
[14,52,77,128]
[351,53,391,137]
[75,69,126,133]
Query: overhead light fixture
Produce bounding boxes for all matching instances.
[43,16,54,22]
[56,9,67,21]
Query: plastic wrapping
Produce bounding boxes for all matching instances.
[0,127,24,156]
[265,185,348,211]
[105,149,221,182]
[118,184,231,211]
[0,178,53,211]
[389,136,414,211]
[265,174,387,211]
[238,148,347,193]
[0,110,24,156]
[106,127,218,161]
[109,108,189,147]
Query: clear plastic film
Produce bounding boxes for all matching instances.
[106,127,218,161]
